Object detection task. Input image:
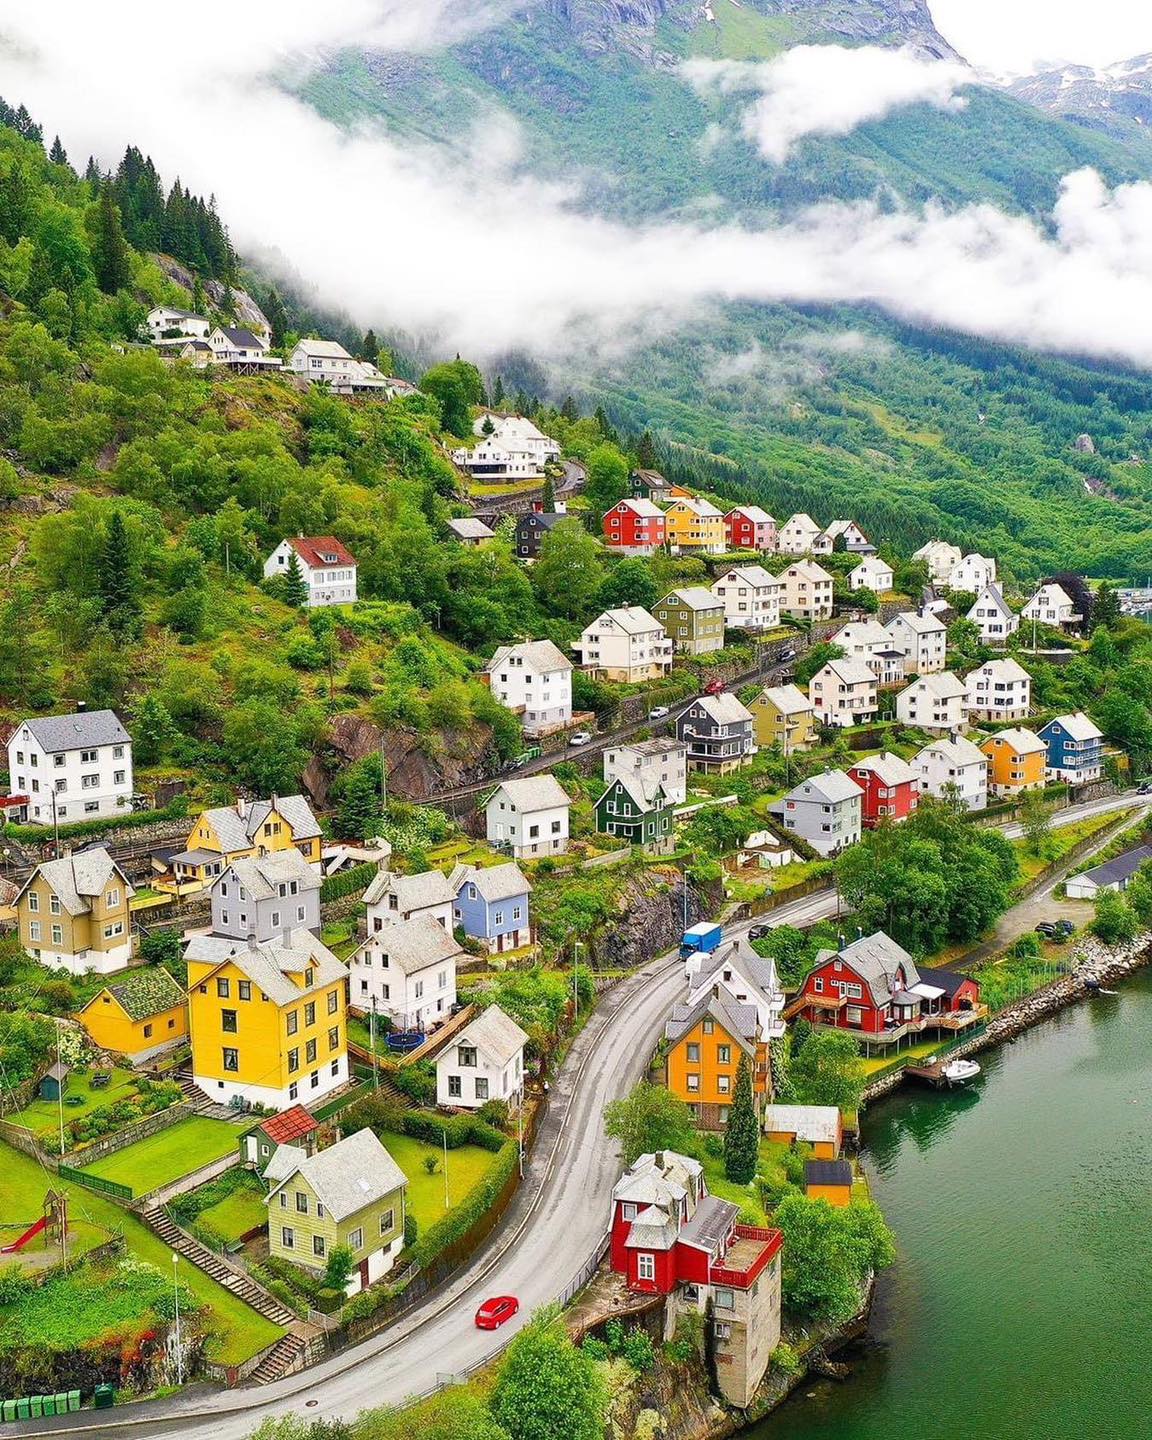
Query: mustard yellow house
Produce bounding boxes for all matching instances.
[163,795,322,893]
[186,931,348,1109]
[980,729,1047,797]
[663,497,726,555]
[752,684,816,753]
[15,849,134,976]
[663,993,770,1132]
[78,966,188,1062]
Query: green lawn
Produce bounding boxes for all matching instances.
[199,1184,268,1243]
[81,1117,243,1194]
[0,1141,281,1364]
[696,1138,792,1226]
[381,1132,500,1231]
[10,1067,139,1139]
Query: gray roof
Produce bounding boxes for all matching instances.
[221,849,321,901]
[616,737,687,760]
[354,914,462,976]
[692,936,780,1002]
[486,639,573,675]
[759,683,812,715]
[263,1143,307,1186]
[850,752,921,788]
[183,929,345,1006]
[218,326,264,349]
[22,849,132,916]
[678,1193,739,1257]
[715,564,778,590]
[266,1129,406,1223]
[15,709,130,754]
[199,795,321,852]
[1044,712,1103,743]
[665,993,758,1052]
[968,657,1031,684]
[692,693,754,726]
[450,1003,529,1067]
[791,770,863,805]
[968,584,1014,619]
[915,733,987,767]
[1076,844,1152,890]
[613,1151,701,1208]
[813,931,920,1009]
[449,861,532,904]
[902,671,967,701]
[363,867,455,913]
[887,611,945,636]
[586,606,663,636]
[624,1205,680,1251]
[601,773,666,812]
[662,587,723,612]
[490,775,570,813]
[447,517,495,540]
[763,1104,841,1144]
[816,657,876,687]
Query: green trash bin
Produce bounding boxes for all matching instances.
[30,1396,43,1418]
[2,1400,18,1423]
[58,1393,70,1414]
[15,1398,30,1420]
[69,1390,82,1412]
[93,1383,116,1410]
[42,1395,57,1417]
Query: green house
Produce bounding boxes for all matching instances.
[265,1128,408,1295]
[595,777,673,852]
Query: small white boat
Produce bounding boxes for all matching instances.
[942,1059,981,1086]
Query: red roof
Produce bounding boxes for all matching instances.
[289,536,356,569]
[259,1105,319,1145]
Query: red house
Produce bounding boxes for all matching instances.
[848,752,920,829]
[786,931,983,1049]
[602,498,666,554]
[724,505,776,554]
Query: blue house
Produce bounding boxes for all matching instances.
[1038,712,1105,784]
[450,862,533,954]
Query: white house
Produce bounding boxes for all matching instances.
[453,416,561,481]
[913,733,989,811]
[603,737,688,806]
[896,671,968,733]
[146,306,210,341]
[8,709,133,825]
[288,339,362,388]
[348,914,461,1032]
[913,540,963,586]
[436,1004,529,1111]
[486,775,570,859]
[831,620,891,664]
[948,553,997,593]
[967,584,1018,645]
[711,565,782,631]
[685,936,785,1040]
[849,556,893,593]
[484,640,573,735]
[776,513,822,554]
[264,536,358,607]
[885,611,947,674]
[777,560,834,619]
[571,608,673,682]
[815,519,873,555]
[808,658,878,728]
[966,657,1032,722]
[1022,582,1082,632]
[363,867,456,931]
[207,326,280,370]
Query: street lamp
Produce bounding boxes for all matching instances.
[572,941,583,1019]
[171,1253,183,1386]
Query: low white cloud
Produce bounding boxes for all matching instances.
[2,8,1152,373]
[684,46,972,163]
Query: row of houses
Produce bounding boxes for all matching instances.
[966,580,1083,643]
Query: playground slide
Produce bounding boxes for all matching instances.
[0,1215,48,1254]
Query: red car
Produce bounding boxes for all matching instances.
[704,678,726,695]
[475,1295,520,1330]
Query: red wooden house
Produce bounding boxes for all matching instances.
[602,498,666,554]
[786,931,982,1049]
[724,505,776,554]
[847,752,920,828]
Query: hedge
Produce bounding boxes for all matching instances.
[320,862,379,903]
[0,800,190,844]
[412,1139,519,1269]
[399,1109,506,1153]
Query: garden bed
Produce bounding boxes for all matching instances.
[9,1068,140,1139]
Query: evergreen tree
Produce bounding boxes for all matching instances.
[491,374,505,407]
[98,511,142,635]
[540,472,556,513]
[0,163,32,244]
[84,156,101,189]
[92,187,133,294]
[1094,580,1121,631]
[361,329,379,364]
[635,429,657,470]
[594,404,617,443]
[48,135,69,168]
[724,1054,759,1184]
[191,274,207,316]
[282,551,309,608]
[560,394,579,423]
[264,285,289,346]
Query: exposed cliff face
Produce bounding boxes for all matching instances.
[543,0,691,60]
[1007,54,1152,143]
[303,713,503,808]
[757,0,962,61]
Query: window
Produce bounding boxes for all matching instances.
[222,1009,238,1033]
[49,895,60,916]
[380,1208,394,1235]
[305,968,314,987]
[27,892,38,913]
[717,1044,731,1065]
[305,1039,317,1064]
[448,1075,462,1098]
[474,1077,489,1101]
[327,990,338,1014]
[222,1047,239,1072]
[686,1073,700,1093]
[304,1002,316,1027]
[348,1227,363,1251]
[271,911,280,929]
[637,1253,656,1282]
[702,1019,714,1035]
[313,1235,326,1258]
[217,978,230,999]
[296,1192,308,1213]
[459,1044,477,1067]
[239,980,251,1001]
[715,1286,735,1311]
[288,1048,299,1073]
[51,924,62,945]
[328,1026,339,1051]
[281,1226,294,1250]
[287,1010,298,1035]
[717,1075,731,1094]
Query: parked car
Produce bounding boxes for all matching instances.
[475,1296,519,1330]
[568,731,593,747]
[1056,919,1076,936]
[1138,782,1152,794]
[1034,922,1058,938]
[704,678,726,696]
[748,925,769,941]
[779,647,796,661]
[648,705,670,719]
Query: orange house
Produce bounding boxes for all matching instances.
[980,728,1047,797]
[664,993,770,1132]
[804,1159,853,1207]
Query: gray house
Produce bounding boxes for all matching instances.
[209,849,322,942]
[677,694,756,774]
[771,770,863,858]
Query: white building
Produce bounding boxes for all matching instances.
[885,611,947,675]
[348,914,460,1032]
[263,536,358,607]
[486,775,571,859]
[436,1003,529,1111]
[815,519,872,555]
[772,770,863,858]
[603,737,688,806]
[913,733,989,811]
[777,560,834,619]
[913,540,963,586]
[685,936,785,1040]
[849,556,893,593]
[808,657,878,728]
[207,326,281,370]
[948,553,997,593]
[363,868,455,931]
[966,657,1032,722]
[146,306,210,342]
[711,565,782,631]
[571,607,673,682]
[776,513,822,554]
[831,620,891,664]
[8,709,133,825]
[1022,582,1082,632]
[895,671,968,733]
[288,339,367,389]
[967,584,1018,645]
[453,416,561,481]
[484,640,573,736]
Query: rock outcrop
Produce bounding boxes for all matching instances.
[303,713,504,808]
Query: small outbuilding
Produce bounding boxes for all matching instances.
[804,1158,854,1207]
[39,1062,69,1101]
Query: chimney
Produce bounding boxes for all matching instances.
[655,1151,665,1170]
[236,796,247,819]
[247,932,258,951]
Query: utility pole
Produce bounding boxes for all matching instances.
[172,1254,183,1385]
[379,744,388,812]
[55,1019,65,1160]
[51,789,60,861]
[370,995,379,1091]
[442,1130,450,1211]
[572,940,583,1020]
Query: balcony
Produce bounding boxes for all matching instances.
[711,1225,783,1289]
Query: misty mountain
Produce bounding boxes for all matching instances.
[1006,54,1152,149]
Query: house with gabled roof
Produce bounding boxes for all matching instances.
[572,606,673,682]
[885,610,947,674]
[751,683,816,753]
[264,536,357,607]
[847,752,921,827]
[913,540,962,586]
[208,325,281,371]
[485,775,570,858]
[348,913,461,1031]
[966,657,1031,722]
[604,737,688,805]
[15,849,134,975]
[485,639,573,735]
[776,559,834,619]
[723,505,776,553]
[684,934,785,1040]
[78,966,187,1061]
[364,867,455,932]
[808,657,878,728]
[849,555,893,593]
[146,305,210,341]
[980,728,1047,796]
[241,1104,319,1175]
[209,849,322,944]
[896,671,968,733]
[165,794,322,893]
[815,519,873,555]
[450,862,533,953]
[763,1104,842,1159]
[664,991,771,1130]
[514,509,567,560]
[913,732,989,811]
[776,513,822,554]
[446,516,495,546]
[663,497,726,555]
[967,583,1018,645]
[288,338,363,388]
[7,708,133,826]
[1022,582,1082,632]
[1038,712,1105,784]
[771,770,862,857]
[711,565,781,631]
[677,694,756,773]
[654,588,726,655]
[595,775,673,851]
[948,553,997,593]
[602,497,667,554]
[436,1003,529,1110]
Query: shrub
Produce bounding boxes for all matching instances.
[320,862,379,903]
[403,1213,418,1248]
[477,1098,510,1131]
[773,1341,802,1377]
[391,1062,437,1106]
[399,1109,506,1153]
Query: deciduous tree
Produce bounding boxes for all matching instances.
[604,1082,695,1166]
[491,1308,606,1440]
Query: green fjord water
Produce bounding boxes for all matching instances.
[750,968,1152,1440]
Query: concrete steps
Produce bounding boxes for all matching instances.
[174,1071,240,1120]
[249,1331,308,1386]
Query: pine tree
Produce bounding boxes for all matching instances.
[92,187,132,294]
[636,429,657,470]
[491,374,505,407]
[48,135,69,168]
[0,163,32,245]
[541,472,556,513]
[84,156,101,189]
[561,394,579,423]
[724,1054,759,1184]
[361,329,379,364]
[282,551,309,608]
[264,285,289,346]
[1093,581,1121,632]
[191,274,207,316]
[99,511,142,636]
[594,405,617,443]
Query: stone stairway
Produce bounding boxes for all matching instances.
[174,1071,240,1120]
[249,1331,309,1386]
[140,1204,296,1328]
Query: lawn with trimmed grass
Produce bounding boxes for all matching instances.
[199,1184,268,1243]
[10,1067,139,1139]
[81,1116,243,1194]
[697,1138,792,1226]
[380,1132,500,1231]
[0,1141,281,1364]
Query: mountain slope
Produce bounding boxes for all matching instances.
[1007,55,1152,149]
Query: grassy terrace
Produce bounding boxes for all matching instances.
[0,1142,281,1364]
[198,1183,268,1244]
[10,1067,140,1138]
[381,1131,501,1231]
[80,1116,245,1194]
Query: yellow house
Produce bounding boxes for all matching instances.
[78,966,188,1061]
[164,795,323,893]
[663,497,726,555]
[186,931,348,1109]
[15,849,134,976]
[804,1159,853,1207]
[265,1128,408,1295]
[752,684,816,753]
[664,994,770,1132]
[980,729,1047,797]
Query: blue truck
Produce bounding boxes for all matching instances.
[678,921,723,961]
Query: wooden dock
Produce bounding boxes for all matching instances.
[904,1059,953,1088]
